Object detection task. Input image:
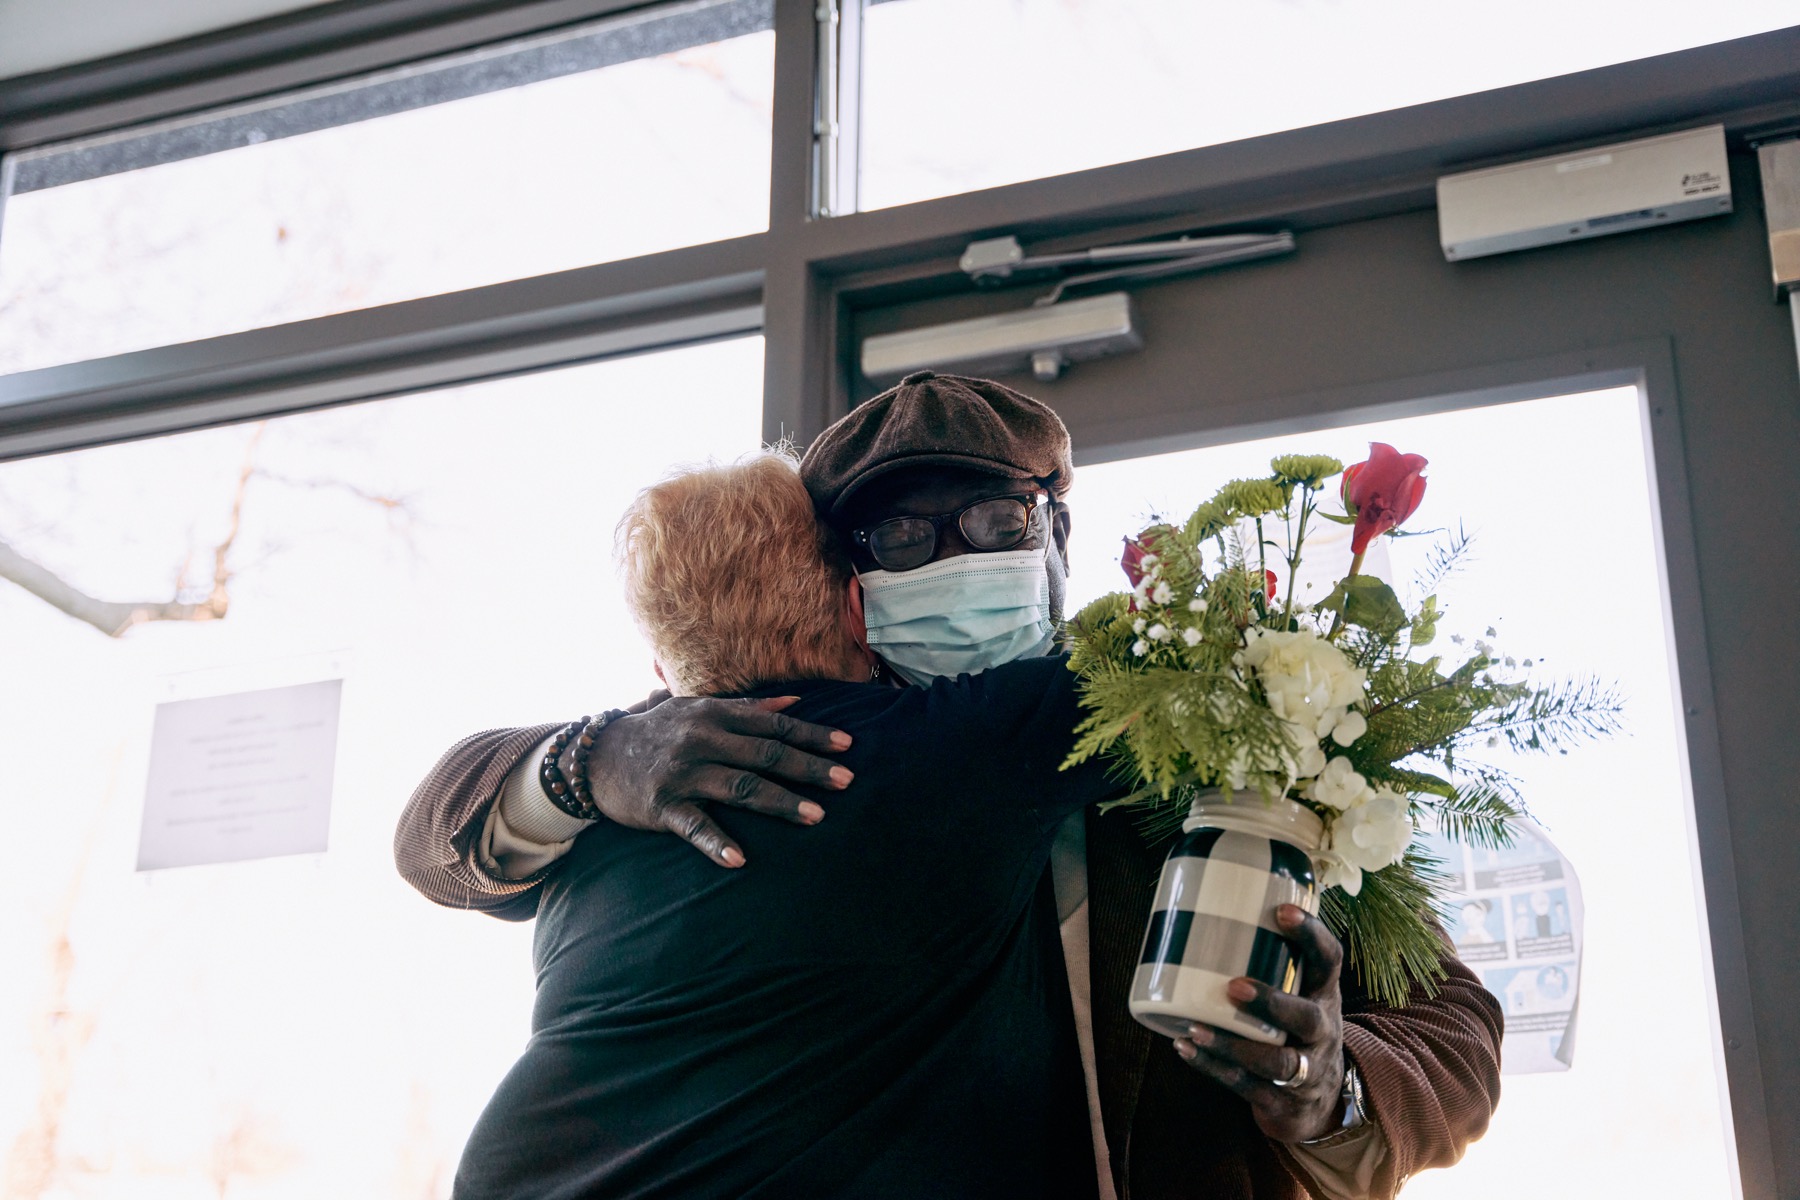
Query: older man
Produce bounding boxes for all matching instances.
[396,372,1502,1200]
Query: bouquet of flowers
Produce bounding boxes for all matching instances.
[1062,444,1621,1007]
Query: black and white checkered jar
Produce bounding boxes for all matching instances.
[1129,795,1323,1046]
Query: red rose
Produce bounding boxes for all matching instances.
[1122,536,1151,587]
[1341,443,1428,554]
[1122,525,1180,586]
[1265,569,1279,602]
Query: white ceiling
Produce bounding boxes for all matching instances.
[0,0,337,80]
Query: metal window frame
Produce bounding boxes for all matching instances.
[1,8,1797,1196]
[4,0,775,195]
[1,10,1794,458]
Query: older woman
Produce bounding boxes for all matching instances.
[453,452,1116,1200]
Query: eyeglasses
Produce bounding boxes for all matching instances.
[851,493,1047,572]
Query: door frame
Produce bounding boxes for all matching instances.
[1068,338,1766,1196]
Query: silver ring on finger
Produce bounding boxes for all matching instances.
[1270,1049,1309,1089]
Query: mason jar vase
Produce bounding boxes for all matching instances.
[1129,793,1322,1046]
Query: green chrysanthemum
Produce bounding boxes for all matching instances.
[1270,454,1345,489]
[1184,500,1232,543]
[1212,477,1289,519]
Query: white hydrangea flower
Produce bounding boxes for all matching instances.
[1219,737,1302,796]
[1314,849,1363,897]
[1238,627,1368,740]
[1140,553,1159,568]
[1181,627,1203,647]
[1133,617,1148,635]
[1303,755,1373,810]
[1132,639,1149,657]
[1283,721,1328,780]
[1330,786,1414,874]
[1148,623,1172,642]
[1151,581,1174,605]
[1330,709,1368,747]
[1189,598,1208,613]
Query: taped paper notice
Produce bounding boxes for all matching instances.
[1421,820,1584,1074]
[137,679,343,870]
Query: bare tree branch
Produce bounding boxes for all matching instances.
[2,748,122,1199]
[0,536,223,637]
[0,424,264,637]
[252,469,410,514]
[206,423,266,610]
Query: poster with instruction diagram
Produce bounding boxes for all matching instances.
[1421,820,1584,1074]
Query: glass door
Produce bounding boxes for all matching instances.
[1064,383,1735,1199]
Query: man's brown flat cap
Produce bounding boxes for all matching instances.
[800,371,1074,520]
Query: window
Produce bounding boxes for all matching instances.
[0,0,774,375]
[1067,386,1735,1198]
[0,337,763,1196]
[857,0,1797,211]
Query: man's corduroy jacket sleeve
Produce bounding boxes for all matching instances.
[1329,938,1504,1196]
[393,723,561,922]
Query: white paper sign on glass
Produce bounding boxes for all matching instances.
[1421,820,1585,1074]
[137,679,344,870]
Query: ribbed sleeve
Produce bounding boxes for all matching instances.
[392,722,561,921]
[1335,933,1505,1196]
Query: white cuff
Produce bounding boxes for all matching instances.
[476,734,591,879]
[500,734,594,842]
[1287,1117,1386,1200]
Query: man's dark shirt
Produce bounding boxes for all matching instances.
[453,655,1116,1200]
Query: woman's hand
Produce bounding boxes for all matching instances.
[574,695,853,867]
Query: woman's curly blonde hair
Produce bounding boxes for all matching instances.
[616,451,867,696]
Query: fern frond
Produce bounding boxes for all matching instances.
[1412,522,1475,601]
[1454,675,1625,755]
[1431,779,1524,849]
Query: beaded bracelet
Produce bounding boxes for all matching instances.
[538,709,628,822]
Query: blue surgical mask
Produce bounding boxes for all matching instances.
[858,546,1056,685]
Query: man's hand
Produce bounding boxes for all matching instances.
[573,696,853,868]
[1172,903,1349,1144]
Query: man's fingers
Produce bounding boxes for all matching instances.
[1173,1039,1262,1099]
[1275,904,1344,997]
[659,801,747,868]
[718,697,853,756]
[709,730,853,792]
[681,766,827,825]
[1225,978,1330,1044]
[1182,1024,1304,1084]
